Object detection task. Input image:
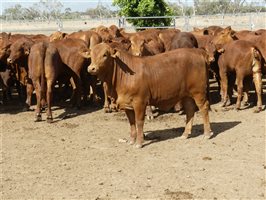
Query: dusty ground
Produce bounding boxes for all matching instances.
[0,79,266,199]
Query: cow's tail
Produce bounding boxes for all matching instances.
[203,52,211,111]
[251,47,261,73]
[251,47,263,98]
[206,61,211,111]
[40,42,48,107]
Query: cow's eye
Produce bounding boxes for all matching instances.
[103,53,107,57]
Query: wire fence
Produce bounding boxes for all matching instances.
[1,12,265,35]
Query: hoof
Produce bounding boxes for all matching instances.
[135,144,143,149]
[203,132,213,139]
[220,102,226,107]
[34,114,42,122]
[104,107,111,113]
[180,135,188,139]
[22,106,30,112]
[47,117,53,123]
[254,107,262,113]
[234,107,241,111]
[243,102,250,107]
[128,138,136,145]
[146,115,154,120]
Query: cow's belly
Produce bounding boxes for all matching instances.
[151,96,180,111]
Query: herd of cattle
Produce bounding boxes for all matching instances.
[0,25,265,148]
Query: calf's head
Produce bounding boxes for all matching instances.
[129,35,149,56]
[211,26,235,52]
[85,43,117,76]
[7,39,31,64]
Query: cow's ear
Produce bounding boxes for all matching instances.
[111,48,119,58]
[218,48,225,53]
[79,49,91,58]
[193,27,200,31]
[24,49,30,55]
[62,32,68,38]
[224,26,232,31]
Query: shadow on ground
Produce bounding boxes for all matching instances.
[143,121,241,147]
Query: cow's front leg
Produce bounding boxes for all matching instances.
[125,109,137,145]
[134,104,146,148]
[103,82,111,113]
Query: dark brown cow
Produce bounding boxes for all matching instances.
[87,43,213,148]
[169,32,198,50]
[211,27,262,112]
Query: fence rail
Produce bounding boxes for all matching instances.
[1,12,265,34]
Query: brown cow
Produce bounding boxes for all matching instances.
[87,43,213,148]
[66,30,102,49]
[49,31,68,41]
[158,28,180,51]
[211,27,262,112]
[192,26,223,36]
[42,38,94,122]
[28,41,48,121]
[7,37,36,109]
[129,34,164,56]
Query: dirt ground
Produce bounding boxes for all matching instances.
[1,79,265,200]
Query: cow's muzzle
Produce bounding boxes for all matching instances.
[88,65,98,75]
[7,58,13,64]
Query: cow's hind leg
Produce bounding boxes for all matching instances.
[181,97,196,139]
[253,71,262,112]
[125,109,137,145]
[235,74,244,110]
[33,79,42,122]
[194,95,213,139]
[46,80,53,123]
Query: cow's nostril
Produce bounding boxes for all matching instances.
[7,58,12,64]
[92,67,95,71]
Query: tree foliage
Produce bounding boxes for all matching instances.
[194,0,266,15]
[113,0,174,28]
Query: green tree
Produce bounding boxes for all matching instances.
[113,0,174,28]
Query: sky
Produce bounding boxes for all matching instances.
[0,0,117,14]
[0,0,265,14]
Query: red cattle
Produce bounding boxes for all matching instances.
[211,27,262,112]
[87,43,213,148]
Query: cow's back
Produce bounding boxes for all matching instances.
[143,48,208,110]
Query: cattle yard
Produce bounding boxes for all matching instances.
[1,20,266,199]
[1,80,266,199]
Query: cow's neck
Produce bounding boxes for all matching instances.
[103,51,136,97]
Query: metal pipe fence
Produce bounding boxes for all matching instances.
[1,12,265,34]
